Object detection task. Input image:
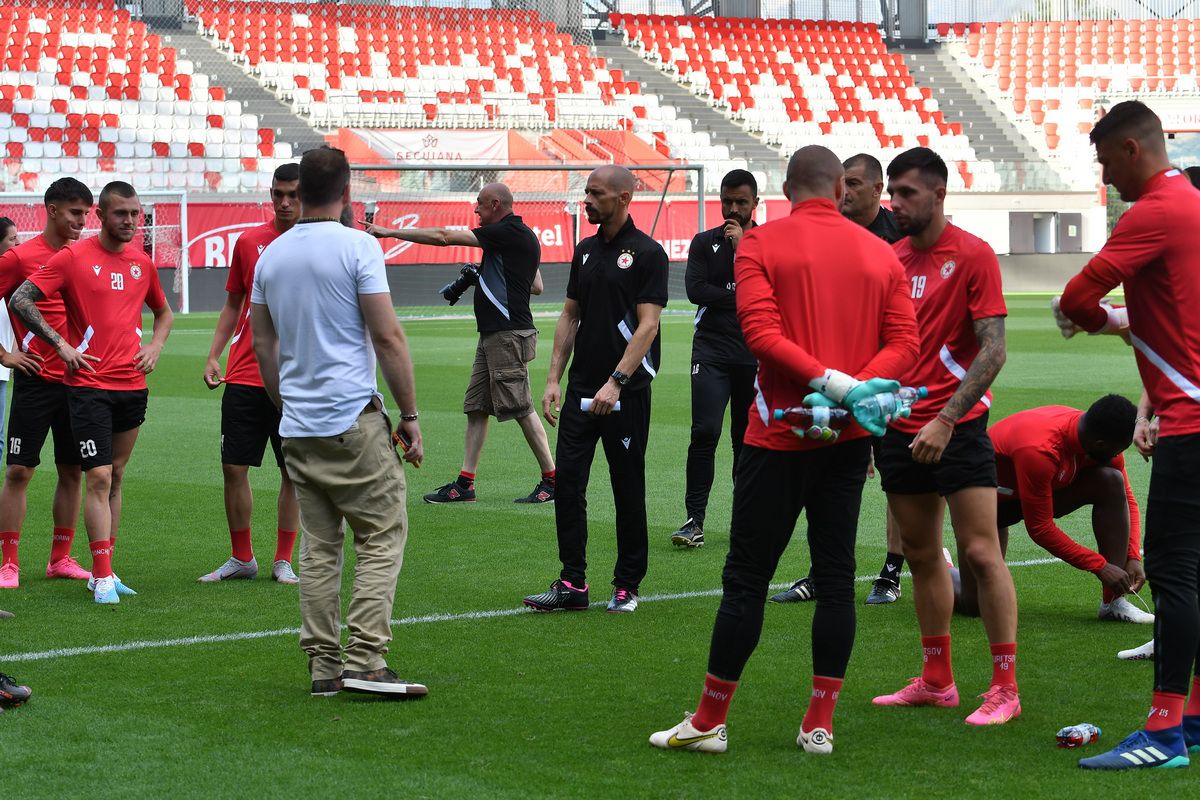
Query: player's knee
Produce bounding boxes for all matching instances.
[221,463,250,483]
[4,464,34,487]
[1094,466,1125,496]
[961,539,1004,576]
[690,421,721,449]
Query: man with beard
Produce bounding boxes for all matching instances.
[870,148,1020,727]
[669,169,760,549]
[522,166,668,614]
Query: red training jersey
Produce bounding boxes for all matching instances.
[990,405,1141,573]
[223,222,281,387]
[891,223,1008,434]
[735,198,920,451]
[0,234,70,384]
[30,237,168,391]
[1060,169,1200,436]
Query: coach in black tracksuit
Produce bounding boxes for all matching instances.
[670,170,761,549]
[522,166,669,614]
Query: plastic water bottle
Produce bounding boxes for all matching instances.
[773,406,850,441]
[853,386,928,420]
[1056,723,1101,748]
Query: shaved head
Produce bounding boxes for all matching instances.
[480,182,513,210]
[1091,100,1166,155]
[590,165,636,195]
[784,146,844,200]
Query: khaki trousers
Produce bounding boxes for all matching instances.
[282,407,408,679]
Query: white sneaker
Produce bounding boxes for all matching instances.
[649,712,728,753]
[93,575,119,604]
[272,560,298,584]
[198,556,258,583]
[1117,640,1155,661]
[87,573,137,596]
[607,587,639,613]
[1099,596,1155,624]
[797,726,833,754]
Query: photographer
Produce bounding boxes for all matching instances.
[367,183,556,504]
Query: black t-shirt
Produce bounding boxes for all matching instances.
[866,206,903,244]
[685,224,755,366]
[471,213,540,332]
[565,216,669,394]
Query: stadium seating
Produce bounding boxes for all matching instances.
[609,13,1001,192]
[0,1,287,193]
[939,19,1200,189]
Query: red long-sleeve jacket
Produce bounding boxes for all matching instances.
[735,198,920,451]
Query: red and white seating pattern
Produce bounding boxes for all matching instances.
[939,20,1200,189]
[0,2,288,193]
[612,13,1001,192]
[194,3,649,130]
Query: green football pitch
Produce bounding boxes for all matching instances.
[1,296,1190,797]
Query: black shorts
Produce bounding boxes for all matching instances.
[67,386,148,471]
[220,383,283,468]
[877,413,997,496]
[5,371,80,468]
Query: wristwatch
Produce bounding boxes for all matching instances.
[611,370,630,386]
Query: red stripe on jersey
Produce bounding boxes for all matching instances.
[0,235,71,384]
[735,199,920,451]
[223,222,281,388]
[30,237,168,391]
[1061,169,1200,436]
[890,223,1007,434]
[991,405,1141,572]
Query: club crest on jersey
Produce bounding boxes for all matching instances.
[617,252,635,270]
[130,265,142,280]
[940,260,956,279]
[92,264,102,276]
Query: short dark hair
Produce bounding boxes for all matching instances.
[273,162,300,183]
[1185,165,1200,190]
[98,181,137,210]
[0,217,15,237]
[886,147,948,187]
[1090,101,1163,147]
[1085,393,1137,443]
[298,147,349,207]
[720,168,757,197]
[844,153,884,184]
[44,177,93,208]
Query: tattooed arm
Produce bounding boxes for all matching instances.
[9,280,97,372]
[910,315,1006,464]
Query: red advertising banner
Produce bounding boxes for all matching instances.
[184,197,800,268]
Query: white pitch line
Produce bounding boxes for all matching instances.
[0,557,1063,664]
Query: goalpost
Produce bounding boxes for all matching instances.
[349,163,706,305]
[0,190,193,313]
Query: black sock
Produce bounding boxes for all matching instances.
[879,551,904,583]
[456,474,474,489]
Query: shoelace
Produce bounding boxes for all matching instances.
[614,590,632,604]
[1127,588,1153,615]
[976,686,1016,713]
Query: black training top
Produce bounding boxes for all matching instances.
[566,216,669,394]
[471,213,541,333]
[866,206,903,244]
[685,224,756,366]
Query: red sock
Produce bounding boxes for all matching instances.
[49,527,75,562]
[691,673,738,731]
[990,642,1018,690]
[542,470,556,484]
[1102,586,1116,604]
[1186,677,1200,717]
[1147,691,1187,731]
[921,635,954,689]
[801,675,843,734]
[273,529,297,563]
[0,531,19,566]
[230,528,253,562]
[89,539,113,579]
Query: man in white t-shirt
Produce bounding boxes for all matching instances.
[251,146,427,699]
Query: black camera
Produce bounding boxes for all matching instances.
[439,264,479,306]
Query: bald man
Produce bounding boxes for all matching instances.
[650,146,918,755]
[523,166,668,614]
[369,183,556,505]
